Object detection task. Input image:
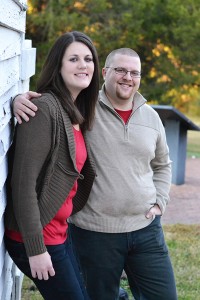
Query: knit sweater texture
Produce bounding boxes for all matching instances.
[5,93,96,256]
[70,85,172,233]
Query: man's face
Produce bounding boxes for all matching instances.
[102,54,141,106]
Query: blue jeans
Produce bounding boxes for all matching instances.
[70,216,177,300]
[4,235,90,300]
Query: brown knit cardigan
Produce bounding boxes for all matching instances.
[4,93,96,256]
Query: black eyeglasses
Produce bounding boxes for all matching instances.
[106,67,141,78]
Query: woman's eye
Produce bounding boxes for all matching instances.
[85,57,93,62]
[69,57,78,62]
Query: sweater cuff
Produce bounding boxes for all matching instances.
[11,94,21,105]
[156,198,166,215]
[24,234,47,257]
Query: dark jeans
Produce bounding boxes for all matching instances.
[4,235,90,300]
[70,216,177,300]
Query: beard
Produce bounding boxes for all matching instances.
[116,87,135,101]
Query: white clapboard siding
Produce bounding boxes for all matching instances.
[0,188,6,246]
[0,0,26,33]
[0,28,21,61]
[1,252,13,300]
[0,0,36,299]
[0,57,20,97]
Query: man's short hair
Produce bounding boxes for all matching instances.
[105,48,140,67]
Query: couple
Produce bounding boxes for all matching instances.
[5,31,177,300]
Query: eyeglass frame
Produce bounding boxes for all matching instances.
[105,67,141,78]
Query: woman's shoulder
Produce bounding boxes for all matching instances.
[31,92,57,107]
[31,93,71,126]
[31,93,61,117]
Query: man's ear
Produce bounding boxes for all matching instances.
[102,68,106,80]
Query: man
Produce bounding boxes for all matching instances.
[13,48,177,300]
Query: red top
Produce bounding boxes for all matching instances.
[6,127,87,245]
[115,108,132,124]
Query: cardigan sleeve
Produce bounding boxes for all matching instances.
[11,97,53,256]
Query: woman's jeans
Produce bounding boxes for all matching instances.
[4,235,90,300]
[70,216,177,300]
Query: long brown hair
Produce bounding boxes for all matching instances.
[37,31,100,131]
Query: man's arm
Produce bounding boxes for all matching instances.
[13,91,41,124]
[150,118,172,215]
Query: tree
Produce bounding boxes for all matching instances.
[26,0,200,115]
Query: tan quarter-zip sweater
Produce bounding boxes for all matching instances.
[70,85,172,233]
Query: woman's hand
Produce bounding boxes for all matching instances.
[13,91,40,124]
[29,251,55,280]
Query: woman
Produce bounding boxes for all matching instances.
[4,31,99,300]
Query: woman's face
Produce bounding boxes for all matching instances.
[60,41,94,99]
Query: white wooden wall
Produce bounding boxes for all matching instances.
[0,0,36,299]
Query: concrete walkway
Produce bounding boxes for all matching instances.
[162,157,200,225]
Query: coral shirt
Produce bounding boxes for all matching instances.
[6,127,87,245]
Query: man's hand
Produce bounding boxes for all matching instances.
[145,204,162,219]
[13,91,40,124]
[29,251,55,280]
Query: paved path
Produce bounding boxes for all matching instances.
[162,157,200,225]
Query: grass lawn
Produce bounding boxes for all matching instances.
[21,225,200,300]
[163,225,200,300]
[121,224,200,300]
[187,130,200,158]
[187,116,200,158]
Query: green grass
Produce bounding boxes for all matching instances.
[121,225,200,300]
[187,116,200,158]
[22,225,200,300]
[21,278,42,300]
[187,130,200,158]
[163,225,200,300]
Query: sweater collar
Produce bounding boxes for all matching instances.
[48,92,77,169]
